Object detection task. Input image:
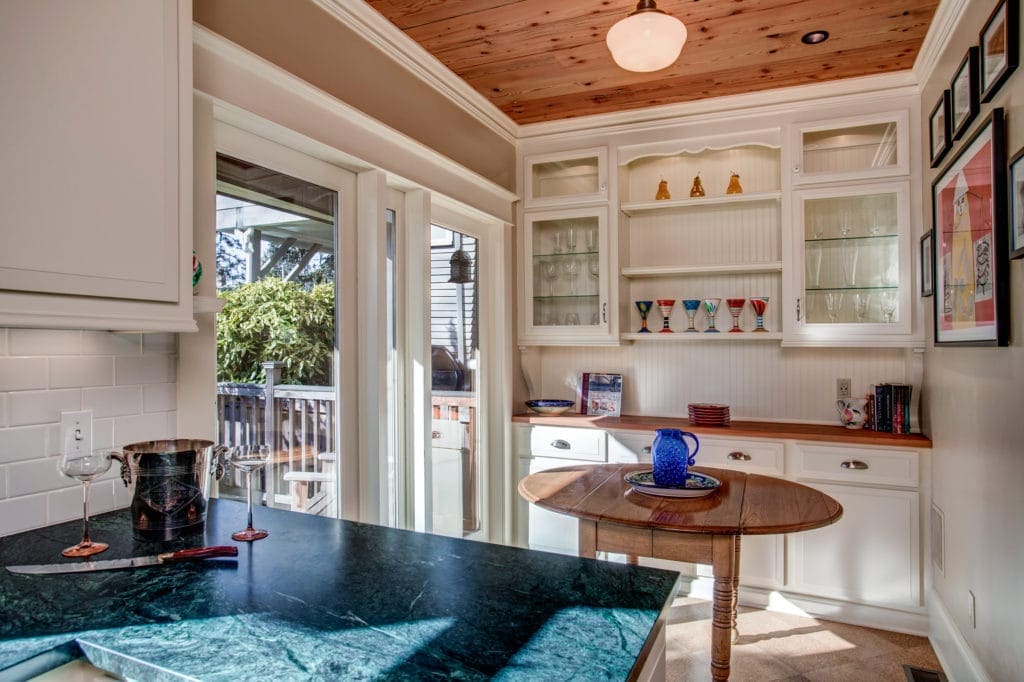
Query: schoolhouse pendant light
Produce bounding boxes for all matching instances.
[606,0,687,73]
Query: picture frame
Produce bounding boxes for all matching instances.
[929,91,951,168]
[950,46,979,140]
[932,108,1009,346]
[979,0,1019,103]
[920,230,935,297]
[1010,145,1024,259]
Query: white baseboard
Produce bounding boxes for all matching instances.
[678,577,930,636]
[928,588,990,682]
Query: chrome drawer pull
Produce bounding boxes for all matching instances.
[841,460,869,470]
[728,452,752,461]
[641,446,651,455]
[432,430,441,440]
[551,439,571,450]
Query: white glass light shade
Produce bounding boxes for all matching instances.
[606,10,687,72]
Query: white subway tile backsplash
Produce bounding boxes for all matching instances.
[143,333,177,355]
[48,480,116,526]
[0,329,8,355]
[144,383,177,413]
[9,329,81,356]
[9,389,81,427]
[166,411,178,437]
[115,355,175,385]
[0,357,48,391]
[49,356,114,389]
[7,456,69,497]
[83,385,143,418]
[93,418,115,451]
[81,331,142,356]
[0,493,48,536]
[0,426,48,464]
[0,394,8,428]
[0,466,6,498]
[114,412,173,446]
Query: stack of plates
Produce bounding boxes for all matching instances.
[688,403,731,426]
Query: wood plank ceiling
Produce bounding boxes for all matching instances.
[366,0,940,125]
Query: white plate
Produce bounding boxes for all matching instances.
[624,470,721,498]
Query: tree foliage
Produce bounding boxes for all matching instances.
[216,277,335,385]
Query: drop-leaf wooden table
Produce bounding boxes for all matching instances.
[519,463,843,681]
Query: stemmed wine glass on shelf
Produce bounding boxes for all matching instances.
[228,444,272,542]
[58,450,113,557]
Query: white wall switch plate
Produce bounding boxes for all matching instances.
[61,410,93,459]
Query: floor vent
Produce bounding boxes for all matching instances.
[931,504,945,575]
[904,664,948,681]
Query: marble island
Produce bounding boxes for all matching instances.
[0,500,679,680]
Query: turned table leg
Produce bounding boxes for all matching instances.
[732,535,741,643]
[711,534,737,681]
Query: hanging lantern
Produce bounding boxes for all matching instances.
[449,248,474,283]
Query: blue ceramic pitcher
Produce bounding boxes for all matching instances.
[651,429,700,487]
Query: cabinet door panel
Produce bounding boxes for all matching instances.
[789,483,920,607]
[520,456,587,556]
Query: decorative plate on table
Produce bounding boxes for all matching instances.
[624,470,722,498]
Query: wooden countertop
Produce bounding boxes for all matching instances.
[512,412,932,448]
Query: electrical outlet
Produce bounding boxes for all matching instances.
[836,378,852,400]
[968,590,976,628]
[60,410,93,458]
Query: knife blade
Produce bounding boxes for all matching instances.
[5,546,239,575]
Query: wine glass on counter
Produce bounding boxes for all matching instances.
[58,450,113,557]
[229,444,272,542]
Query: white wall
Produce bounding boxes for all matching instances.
[0,329,178,536]
[920,3,1024,680]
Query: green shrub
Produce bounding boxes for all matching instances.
[216,277,334,385]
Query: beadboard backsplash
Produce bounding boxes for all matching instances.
[0,329,178,536]
[534,343,909,423]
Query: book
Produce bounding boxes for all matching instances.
[577,372,623,417]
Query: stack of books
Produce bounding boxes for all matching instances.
[869,383,912,434]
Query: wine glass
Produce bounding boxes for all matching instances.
[656,299,675,333]
[585,227,597,252]
[841,246,859,286]
[881,291,898,323]
[824,292,843,322]
[854,293,871,322]
[726,298,746,333]
[749,297,769,332]
[566,224,578,253]
[541,260,558,296]
[682,299,701,332]
[702,298,722,333]
[59,450,113,557]
[563,258,579,295]
[229,444,272,542]
[635,300,654,333]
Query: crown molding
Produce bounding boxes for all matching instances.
[311,0,520,145]
[193,25,518,209]
[517,71,920,143]
[913,0,971,86]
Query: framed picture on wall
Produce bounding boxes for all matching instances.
[929,91,951,168]
[979,0,1019,102]
[920,230,935,297]
[950,46,979,140]
[1010,145,1024,259]
[932,108,1009,346]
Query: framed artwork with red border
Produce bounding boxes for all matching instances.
[932,108,1009,346]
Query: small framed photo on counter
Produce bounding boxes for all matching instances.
[979,0,1019,102]
[1010,145,1024,259]
[950,46,979,140]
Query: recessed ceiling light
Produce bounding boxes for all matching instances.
[801,30,830,45]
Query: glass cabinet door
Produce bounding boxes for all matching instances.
[523,148,608,208]
[792,111,909,184]
[791,183,912,341]
[520,207,614,344]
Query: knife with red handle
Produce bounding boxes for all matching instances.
[5,546,239,575]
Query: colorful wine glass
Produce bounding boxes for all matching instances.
[726,298,746,333]
[702,298,721,333]
[656,299,675,333]
[682,299,701,333]
[749,297,770,332]
[635,300,653,333]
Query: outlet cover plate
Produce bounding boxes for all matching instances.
[836,378,852,400]
[60,410,93,458]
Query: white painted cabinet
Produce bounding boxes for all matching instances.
[523,147,608,209]
[0,0,195,332]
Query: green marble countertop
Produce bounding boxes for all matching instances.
[0,500,679,680]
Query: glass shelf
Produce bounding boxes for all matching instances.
[806,285,898,292]
[805,234,897,244]
[533,250,599,259]
[532,294,599,301]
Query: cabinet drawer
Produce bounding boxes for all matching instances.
[697,438,784,476]
[607,431,654,463]
[530,426,606,461]
[793,443,918,488]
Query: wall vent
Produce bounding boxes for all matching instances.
[931,504,945,575]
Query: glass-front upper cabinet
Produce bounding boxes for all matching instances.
[785,182,913,345]
[518,206,616,345]
[791,111,909,185]
[523,147,608,209]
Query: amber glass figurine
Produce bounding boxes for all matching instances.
[689,174,705,197]
[655,179,671,200]
[726,172,743,194]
